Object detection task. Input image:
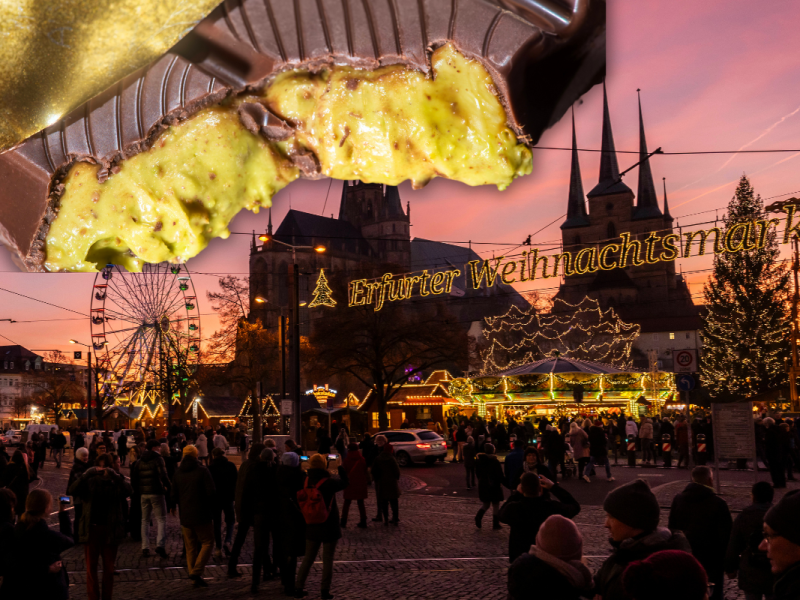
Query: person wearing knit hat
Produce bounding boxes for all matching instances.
[498,472,580,562]
[594,480,691,600]
[622,550,708,600]
[507,515,592,600]
[760,490,800,599]
[182,444,198,458]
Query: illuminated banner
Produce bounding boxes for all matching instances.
[348,205,800,311]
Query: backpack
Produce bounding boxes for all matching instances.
[297,477,330,524]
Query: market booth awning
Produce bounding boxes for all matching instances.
[449,356,675,417]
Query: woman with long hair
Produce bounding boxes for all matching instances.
[0,489,74,599]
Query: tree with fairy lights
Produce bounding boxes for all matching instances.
[480,296,640,373]
[699,175,790,400]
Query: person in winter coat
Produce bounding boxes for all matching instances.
[622,549,709,600]
[359,433,378,467]
[249,448,280,593]
[639,418,654,465]
[543,426,566,479]
[51,429,67,468]
[294,453,350,599]
[0,489,16,578]
[341,443,369,528]
[507,515,593,600]
[66,447,90,541]
[764,418,786,488]
[475,443,505,530]
[212,430,230,453]
[0,489,74,600]
[569,422,590,478]
[3,450,32,517]
[69,453,132,600]
[334,428,349,459]
[171,445,216,588]
[228,442,264,578]
[583,421,615,483]
[131,438,171,558]
[276,452,307,596]
[675,416,691,469]
[117,431,128,466]
[463,436,478,489]
[196,432,209,465]
[759,490,800,600]
[668,466,732,600]
[499,471,580,562]
[371,438,402,525]
[208,447,238,560]
[595,480,691,600]
[522,446,556,483]
[625,417,639,440]
[724,481,774,600]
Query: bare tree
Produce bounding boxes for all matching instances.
[204,275,282,441]
[13,396,31,420]
[27,351,86,425]
[309,270,468,430]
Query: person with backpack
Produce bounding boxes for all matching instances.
[724,481,774,600]
[340,442,369,529]
[295,453,350,599]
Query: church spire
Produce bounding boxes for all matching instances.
[633,89,662,220]
[267,205,273,235]
[662,177,672,221]
[562,106,589,229]
[587,81,632,198]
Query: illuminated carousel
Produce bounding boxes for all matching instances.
[448,355,675,420]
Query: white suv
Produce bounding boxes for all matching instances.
[376,429,447,467]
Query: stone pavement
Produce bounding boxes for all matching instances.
[24,453,798,599]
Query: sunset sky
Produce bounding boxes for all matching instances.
[2,0,800,356]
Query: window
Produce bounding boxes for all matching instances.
[417,407,432,420]
[669,333,675,340]
[417,431,441,441]
[385,432,415,442]
[372,412,380,429]
[9,362,12,369]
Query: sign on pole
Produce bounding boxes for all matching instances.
[676,374,695,392]
[674,349,696,373]
[73,351,82,360]
[711,401,757,492]
[281,400,293,415]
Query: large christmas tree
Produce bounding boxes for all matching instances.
[699,175,790,399]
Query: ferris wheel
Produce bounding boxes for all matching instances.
[90,263,201,406]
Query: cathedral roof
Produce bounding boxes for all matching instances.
[274,210,374,257]
[587,82,633,198]
[562,108,590,229]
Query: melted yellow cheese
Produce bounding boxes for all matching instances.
[266,44,531,189]
[46,44,531,272]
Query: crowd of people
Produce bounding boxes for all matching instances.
[0,413,797,600]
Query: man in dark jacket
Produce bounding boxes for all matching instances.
[668,466,732,600]
[69,453,131,600]
[208,447,237,560]
[66,446,90,542]
[51,429,67,468]
[249,448,281,593]
[764,418,786,488]
[595,479,691,600]
[503,441,525,490]
[759,490,800,600]
[171,445,216,588]
[725,481,774,599]
[132,438,171,558]
[117,431,128,466]
[228,442,264,578]
[499,471,580,562]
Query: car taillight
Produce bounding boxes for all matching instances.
[416,443,431,449]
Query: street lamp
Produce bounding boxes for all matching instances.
[69,340,98,430]
[258,233,327,446]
